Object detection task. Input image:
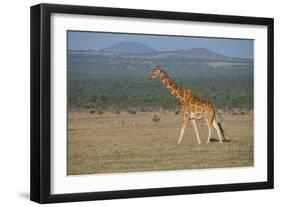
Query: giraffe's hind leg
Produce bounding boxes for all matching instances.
[213,118,223,143]
[205,116,213,144]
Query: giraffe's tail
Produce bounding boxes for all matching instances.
[215,115,227,141]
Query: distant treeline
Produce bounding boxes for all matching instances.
[67,53,253,111]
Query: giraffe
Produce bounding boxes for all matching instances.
[148,66,226,144]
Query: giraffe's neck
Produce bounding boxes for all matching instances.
[160,71,182,101]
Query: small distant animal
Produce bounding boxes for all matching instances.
[174,110,180,115]
[89,110,95,114]
[128,110,137,114]
[152,114,160,126]
[97,110,104,115]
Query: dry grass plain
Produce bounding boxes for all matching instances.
[67,110,253,175]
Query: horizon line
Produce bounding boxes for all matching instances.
[67,43,253,60]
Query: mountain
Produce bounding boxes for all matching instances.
[99,43,251,63]
[177,48,230,60]
[100,41,158,54]
[69,42,252,64]
[131,48,251,63]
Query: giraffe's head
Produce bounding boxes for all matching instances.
[148,66,162,80]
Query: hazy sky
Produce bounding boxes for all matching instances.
[68,31,253,59]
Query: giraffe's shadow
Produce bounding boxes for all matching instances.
[208,138,237,143]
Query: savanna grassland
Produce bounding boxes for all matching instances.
[67,47,254,175]
[67,111,253,175]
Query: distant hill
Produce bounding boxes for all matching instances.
[177,48,231,60]
[128,48,251,63]
[100,41,158,54]
[68,42,252,64]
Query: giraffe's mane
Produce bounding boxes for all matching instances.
[159,69,175,83]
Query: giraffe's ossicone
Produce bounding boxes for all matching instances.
[148,66,226,144]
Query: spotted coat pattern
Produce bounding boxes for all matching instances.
[159,70,215,127]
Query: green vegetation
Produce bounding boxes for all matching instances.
[67,53,253,111]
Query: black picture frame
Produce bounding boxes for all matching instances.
[30,3,274,204]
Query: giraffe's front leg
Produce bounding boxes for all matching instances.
[177,115,189,144]
[177,123,186,144]
[191,119,201,144]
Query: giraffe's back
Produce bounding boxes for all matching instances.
[183,90,215,119]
